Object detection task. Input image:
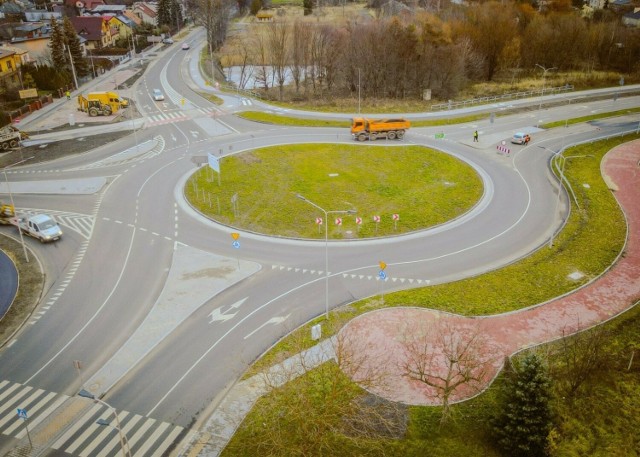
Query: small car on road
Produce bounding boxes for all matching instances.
[181,42,190,50]
[162,38,174,44]
[511,132,531,145]
[152,89,164,101]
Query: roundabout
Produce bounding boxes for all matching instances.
[184,143,483,239]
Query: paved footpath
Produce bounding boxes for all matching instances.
[339,140,640,405]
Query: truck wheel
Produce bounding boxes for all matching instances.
[89,108,98,117]
[397,130,405,139]
[357,133,367,142]
[9,140,18,148]
[104,106,112,115]
[1,142,9,151]
[370,133,378,140]
[387,131,396,140]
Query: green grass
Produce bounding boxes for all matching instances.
[242,133,635,377]
[237,110,489,128]
[196,91,224,106]
[185,144,483,239]
[541,107,640,129]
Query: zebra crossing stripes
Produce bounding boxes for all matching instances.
[146,111,189,126]
[0,380,185,457]
[270,264,430,285]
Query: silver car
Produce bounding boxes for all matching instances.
[153,89,164,101]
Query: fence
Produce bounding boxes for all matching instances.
[7,94,56,123]
[431,84,574,111]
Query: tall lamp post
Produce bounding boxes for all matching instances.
[535,64,556,111]
[78,390,130,457]
[296,194,356,320]
[3,158,32,262]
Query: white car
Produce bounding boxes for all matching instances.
[152,89,164,101]
[162,38,174,44]
[15,214,62,243]
[511,132,531,145]
[181,43,190,50]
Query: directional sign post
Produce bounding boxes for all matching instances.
[378,261,387,304]
[231,233,240,270]
[373,215,381,235]
[392,213,399,231]
[16,409,32,448]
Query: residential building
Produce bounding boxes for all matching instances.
[69,16,113,48]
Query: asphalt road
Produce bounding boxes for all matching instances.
[0,26,639,456]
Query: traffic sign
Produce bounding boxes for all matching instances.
[335,217,342,226]
[378,270,387,280]
[373,215,381,223]
[232,240,240,249]
[435,132,444,139]
[231,232,240,240]
[17,408,27,420]
[355,217,362,225]
[392,214,399,221]
[315,217,323,225]
[379,261,387,270]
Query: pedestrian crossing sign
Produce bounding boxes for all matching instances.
[17,408,27,420]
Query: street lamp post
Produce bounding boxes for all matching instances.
[78,390,130,457]
[296,194,356,320]
[3,158,32,262]
[535,64,556,111]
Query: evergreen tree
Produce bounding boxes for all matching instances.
[492,354,553,457]
[303,0,312,15]
[62,17,89,78]
[49,18,66,69]
[157,0,173,28]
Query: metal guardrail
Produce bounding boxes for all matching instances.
[431,84,574,111]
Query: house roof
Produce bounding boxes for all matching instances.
[69,16,106,41]
[0,2,25,14]
[122,9,141,25]
[134,3,156,17]
[0,49,17,60]
[91,4,125,12]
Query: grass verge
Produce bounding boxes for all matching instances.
[541,106,640,129]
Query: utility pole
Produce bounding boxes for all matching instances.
[66,45,78,90]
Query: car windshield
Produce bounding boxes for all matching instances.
[39,219,57,230]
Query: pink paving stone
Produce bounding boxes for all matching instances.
[339,140,640,406]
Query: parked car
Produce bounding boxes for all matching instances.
[181,42,190,50]
[152,89,165,101]
[162,38,174,44]
[511,132,531,145]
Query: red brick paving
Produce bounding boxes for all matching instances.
[339,140,640,405]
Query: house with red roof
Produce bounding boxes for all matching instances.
[69,16,113,49]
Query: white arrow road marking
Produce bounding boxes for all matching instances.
[243,314,291,340]
[208,297,248,324]
[190,131,199,138]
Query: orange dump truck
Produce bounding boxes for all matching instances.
[351,117,410,141]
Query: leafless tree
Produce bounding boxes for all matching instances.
[266,21,290,101]
[290,19,311,95]
[549,325,610,399]
[400,320,491,424]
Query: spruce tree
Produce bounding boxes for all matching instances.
[491,353,553,457]
[62,17,89,78]
[157,0,173,28]
[49,18,66,69]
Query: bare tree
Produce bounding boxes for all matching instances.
[400,320,491,424]
[549,325,610,399]
[289,19,310,95]
[266,21,290,101]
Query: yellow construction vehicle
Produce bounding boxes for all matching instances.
[0,203,15,225]
[77,91,128,116]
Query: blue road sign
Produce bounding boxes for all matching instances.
[17,408,27,420]
[232,240,240,249]
[378,270,387,280]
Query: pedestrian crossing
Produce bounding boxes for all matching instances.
[271,264,431,285]
[0,380,184,457]
[145,107,225,127]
